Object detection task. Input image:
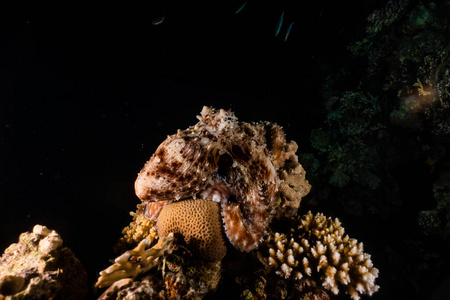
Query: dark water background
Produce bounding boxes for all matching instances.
[1,1,449,299]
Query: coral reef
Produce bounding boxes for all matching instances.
[260,211,379,300]
[157,198,227,262]
[135,106,294,251]
[98,206,378,299]
[96,199,226,299]
[0,225,87,299]
[93,105,377,300]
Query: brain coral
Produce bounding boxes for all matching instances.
[157,198,227,262]
[262,211,379,300]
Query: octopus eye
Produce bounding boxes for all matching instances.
[227,195,237,203]
[217,153,233,179]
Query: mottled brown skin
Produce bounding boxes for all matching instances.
[135,106,287,252]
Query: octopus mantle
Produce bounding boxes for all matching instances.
[135,106,289,252]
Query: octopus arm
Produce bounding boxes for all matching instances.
[145,200,173,220]
[222,202,264,252]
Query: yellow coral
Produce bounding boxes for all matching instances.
[96,233,174,288]
[414,78,433,96]
[262,211,379,300]
[120,204,158,245]
[157,199,227,262]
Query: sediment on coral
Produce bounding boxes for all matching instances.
[0,225,88,300]
[260,211,379,300]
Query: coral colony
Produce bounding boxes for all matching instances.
[93,106,379,299]
[264,212,379,299]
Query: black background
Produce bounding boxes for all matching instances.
[1,1,400,298]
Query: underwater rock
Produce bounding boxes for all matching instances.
[260,211,379,300]
[0,225,88,300]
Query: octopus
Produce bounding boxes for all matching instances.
[135,106,288,252]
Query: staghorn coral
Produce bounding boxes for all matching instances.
[0,225,87,299]
[135,106,293,251]
[95,233,174,289]
[261,211,379,300]
[157,198,227,262]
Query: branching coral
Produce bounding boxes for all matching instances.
[95,233,174,289]
[261,211,379,300]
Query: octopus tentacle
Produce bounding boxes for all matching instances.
[144,200,173,221]
[221,203,262,252]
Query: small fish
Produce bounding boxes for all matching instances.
[275,11,284,36]
[152,16,165,25]
[235,1,248,14]
[284,22,294,41]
